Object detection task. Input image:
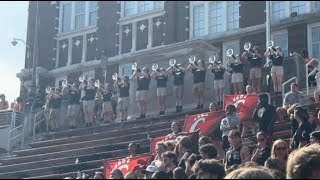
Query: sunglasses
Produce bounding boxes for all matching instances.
[275,147,286,151]
[257,138,265,142]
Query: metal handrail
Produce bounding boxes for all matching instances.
[306,58,320,95]
[282,77,298,100]
[7,111,26,154]
[33,110,48,142]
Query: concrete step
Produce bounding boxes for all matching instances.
[42,109,207,140]
[0,129,169,165]
[24,167,104,179]
[0,139,150,172]
[0,148,150,179]
[27,119,184,150]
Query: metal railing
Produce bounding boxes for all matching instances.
[33,109,48,142]
[282,77,298,100]
[0,110,26,155]
[8,111,26,154]
[306,58,320,95]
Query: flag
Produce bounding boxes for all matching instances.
[104,155,152,179]
[224,94,259,121]
[183,111,225,136]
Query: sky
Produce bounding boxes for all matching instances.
[0,1,28,104]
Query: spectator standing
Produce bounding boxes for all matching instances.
[252,93,277,146]
[276,83,304,122]
[220,105,240,151]
[12,97,24,112]
[0,94,9,110]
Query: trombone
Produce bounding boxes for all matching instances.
[188,55,196,64]
[112,72,118,81]
[62,80,72,89]
[226,49,237,60]
[132,62,138,71]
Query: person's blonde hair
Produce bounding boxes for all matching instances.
[286,144,320,179]
[224,167,274,179]
[271,139,288,160]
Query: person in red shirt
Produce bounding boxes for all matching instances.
[0,94,9,110]
[13,97,24,112]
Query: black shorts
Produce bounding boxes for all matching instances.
[222,136,230,151]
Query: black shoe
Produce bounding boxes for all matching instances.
[159,111,163,116]
[161,111,165,116]
[142,114,146,119]
[194,104,200,110]
[176,106,179,113]
[179,106,182,112]
[85,123,89,127]
[200,104,204,109]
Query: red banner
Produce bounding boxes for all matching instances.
[183,111,226,136]
[104,155,151,179]
[224,94,259,121]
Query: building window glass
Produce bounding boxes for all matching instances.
[193,4,205,38]
[290,1,307,15]
[209,1,223,33]
[272,32,288,57]
[227,1,240,31]
[311,26,320,59]
[75,1,86,29]
[62,3,72,32]
[89,1,98,26]
[124,1,136,17]
[154,1,164,10]
[272,1,287,21]
[312,1,320,12]
[138,1,153,13]
[124,1,164,17]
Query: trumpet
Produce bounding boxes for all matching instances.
[151,63,159,71]
[112,72,118,81]
[266,40,277,54]
[46,86,52,94]
[95,80,100,88]
[79,75,86,83]
[244,42,251,52]
[169,59,176,67]
[226,49,236,60]
[62,80,72,88]
[132,62,138,71]
[189,55,196,64]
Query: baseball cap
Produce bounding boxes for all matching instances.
[141,165,159,174]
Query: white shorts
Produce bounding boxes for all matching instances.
[271,66,284,77]
[67,104,80,117]
[174,85,184,99]
[83,100,95,114]
[157,88,167,96]
[136,90,147,101]
[102,101,113,113]
[232,73,244,83]
[118,97,129,110]
[214,80,224,89]
[250,68,262,79]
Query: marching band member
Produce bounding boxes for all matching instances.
[227,54,245,95]
[101,83,113,124]
[46,87,62,132]
[264,45,284,95]
[242,46,263,93]
[131,67,151,119]
[151,67,168,116]
[63,82,81,129]
[167,64,185,113]
[80,78,97,127]
[114,75,130,122]
[187,58,206,109]
[208,60,225,106]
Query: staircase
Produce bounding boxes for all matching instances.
[0,101,318,179]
